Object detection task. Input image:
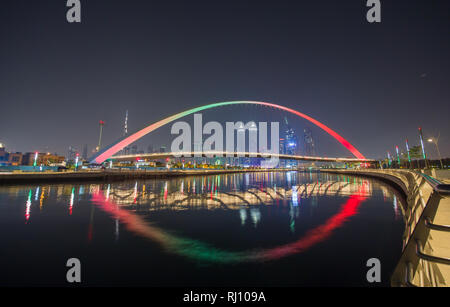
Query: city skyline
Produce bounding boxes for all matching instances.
[0,0,449,159]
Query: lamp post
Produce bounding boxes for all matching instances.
[75,153,79,170]
[395,146,401,168]
[405,139,411,168]
[428,133,444,169]
[418,127,429,169]
[33,152,39,167]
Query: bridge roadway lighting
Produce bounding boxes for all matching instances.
[428,134,444,169]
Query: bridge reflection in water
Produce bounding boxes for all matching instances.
[105,175,374,211]
[15,171,405,230]
[85,172,403,264]
[0,171,408,286]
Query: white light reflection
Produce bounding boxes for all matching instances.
[25,190,32,222]
[292,186,298,206]
[239,208,247,226]
[250,208,261,228]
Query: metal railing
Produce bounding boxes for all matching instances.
[416,240,450,265]
[415,171,450,195]
[425,218,450,232]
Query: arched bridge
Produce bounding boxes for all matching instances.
[90,101,369,164]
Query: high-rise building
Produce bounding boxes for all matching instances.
[96,120,105,152]
[247,122,258,166]
[82,144,88,160]
[237,122,246,166]
[284,117,298,156]
[131,145,138,155]
[0,144,7,162]
[283,117,298,168]
[123,110,128,136]
[120,110,129,155]
[68,146,77,162]
[147,144,154,153]
[279,138,286,155]
[303,128,315,156]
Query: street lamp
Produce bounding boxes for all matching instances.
[418,127,429,168]
[428,133,444,169]
[75,153,79,170]
[33,152,39,167]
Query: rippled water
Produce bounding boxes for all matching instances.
[0,171,405,286]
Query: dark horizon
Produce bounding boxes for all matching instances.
[1,0,449,160]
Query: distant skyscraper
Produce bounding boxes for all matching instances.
[248,122,257,152]
[68,146,77,162]
[96,120,105,152]
[82,144,88,160]
[131,145,138,155]
[147,144,154,153]
[283,117,298,168]
[121,110,129,155]
[237,123,246,166]
[303,128,315,156]
[160,146,166,153]
[247,122,258,166]
[124,110,128,136]
[284,117,298,156]
[0,144,7,162]
[279,138,286,155]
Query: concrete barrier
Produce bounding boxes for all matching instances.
[0,168,290,185]
[431,169,450,181]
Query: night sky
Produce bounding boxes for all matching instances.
[1,0,449,159]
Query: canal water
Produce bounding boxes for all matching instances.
[0,171,405,286]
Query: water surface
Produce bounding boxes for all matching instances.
[0,171,405,286]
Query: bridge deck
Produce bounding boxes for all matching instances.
[110,151,376,163]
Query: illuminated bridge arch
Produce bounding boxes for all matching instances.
[90,101,366,164]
